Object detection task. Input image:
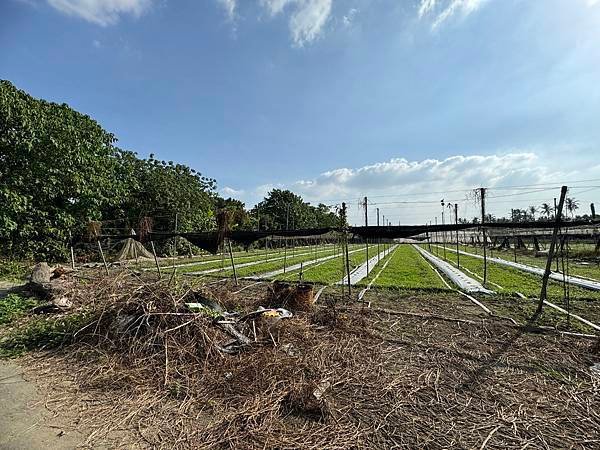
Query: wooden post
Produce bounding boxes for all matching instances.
[151,240,162,278]
[220,244,225,272]
[97,240,109,275]
[364,197,369,274]
[537,186,568,315]
[441,200,447,260]
[377,208,380,263]
[341,203,351,297]
[69,231,75,270]
[480,187,487,286]
[228,239,238,285]
[454,203,460,268]
[264,236,268,263]
[554,197,559,271]
[434,217,438,256]
[172,213,178,273]
[283,205,289,273]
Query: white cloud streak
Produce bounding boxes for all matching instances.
[46,0,152,26]
[260,0,332,46]
[217,0,236,20]
[418,0,488,30]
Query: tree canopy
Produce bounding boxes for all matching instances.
[250,189,341,231]
[0,81,343,261]
[0,80,217,259]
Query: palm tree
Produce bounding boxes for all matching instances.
[540,203,551,219]
[565,197,580,218]
[528,205,537,221]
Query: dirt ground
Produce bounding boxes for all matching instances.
[0,360,83,449]
[3,276,600,448]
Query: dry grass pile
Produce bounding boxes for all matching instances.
[22,272,600,449]
[37,273,397,448]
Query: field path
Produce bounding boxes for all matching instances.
[0,361,84,449]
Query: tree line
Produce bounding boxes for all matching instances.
[0,81,340,260]
[459,197,590,224]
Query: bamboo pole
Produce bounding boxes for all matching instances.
[97,240,109,275]
[228,240,238,285]
[69,231,75,270]
[151,241,162,278]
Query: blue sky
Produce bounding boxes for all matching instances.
[2,0,599,224]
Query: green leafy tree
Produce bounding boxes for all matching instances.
[251,189,340,231]
[0,80,130,259]
[1,80,218,260]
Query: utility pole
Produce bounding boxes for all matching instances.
[480,188,487,286]
[538,186,568,315]
[364,196,369,274]
[455,203,460,268]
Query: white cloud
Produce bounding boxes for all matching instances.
[294,153,547,200]
[217,0,236,20]
[418,0,488,30]
[259,0,332,46]
[46,0,152,26]
[418,0,436,18]
[92,39,101,48]
[242,151,600,224]
[221,186,245,197]
[342,7,358,27]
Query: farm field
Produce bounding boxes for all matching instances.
[202,243,360,278]
[139,242,335,270]
[422,245,600,333]
[177,243,344,275]
[272,242,392,285]
[456,244,600,281]
[429,244,600,300]
[358,244,450,290]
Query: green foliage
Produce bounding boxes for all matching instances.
[0,312,92,358]
[0,293,39,325]
[0,80,217,260]
[251,189,341,231]
[364,245,450,290]
[0,259,28,282]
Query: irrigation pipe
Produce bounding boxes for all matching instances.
[338,245,399,286]
[414,245,494,294]
[439,245,600,291]
[541,300,600,332]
